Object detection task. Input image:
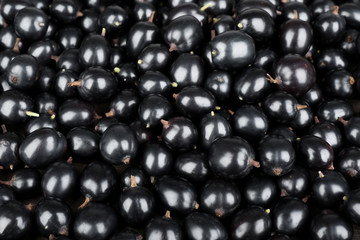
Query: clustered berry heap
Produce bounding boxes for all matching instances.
[1,0,360,240]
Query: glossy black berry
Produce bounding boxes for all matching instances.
[161,117,198,152]
[208,137,259,179]
[99,123,138,165]
[243,175,277,207]
[258,135,295,176]
[118,176,155,226]
[19,128,67,169]
[184,212,228,240]
[41,160,78,200]
[155,175,197,215]
[73,203,118,240]
[231,206,272,240]
[200,178,241,218]
[35,199,72,237]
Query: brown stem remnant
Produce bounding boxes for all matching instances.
[332,5,339,15]
[293,10,298,20]
[105,110,115,118]
[67,81,82,87]
[50,55,60,63]
[130,175,137,188]
[78,196,91,209]
[273,168,282,176]
[12,38,20,53]
[338,117,349,126]
[66,156,73,164]
[1,124,7,133]
[123,157,130,165]
[349,76,356,85]
[160,119,169,129]
[148,11,155,23]
[266,74,281,84]
[250,159,260,168]
[297,104,308,110]
[169,43,177,52]
[314,116,320,124]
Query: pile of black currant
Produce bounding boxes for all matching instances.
[1,0,360,239]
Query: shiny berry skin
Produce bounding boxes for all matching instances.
[99,123,138,165]
[208,137,258,179]
[19,128,67,169]
[35,199,72,237]
[118,177,155,227]
[243,175,277,208]
[0,185,15,206]
[73,68,118,102]
[269,54,316,96]
[309,120,343,153]
[57,98,99,130]
[339,117,360,148]
[236,8,275,44]
[174,150,210,183]
[163,15,203,52]
[317,99,354,123]
[263,91,305,124]
[24,115,58,136]
[161,117,198,152]
[273,197,310,236]
[170,53,204,89]
[144,213,182,240]
[106,89,140,122]
[137,44,171,72]
[155,175,197,215]
[298,135,334,171]
[199,111,231,149]
[277,165,310,198]
[138,94,173,129]
[312,170,350,209]
[204,70,232,102]
[50,0,81,24]
[73,203,118,240]
[99,5,128,35]
[232,105,269,143]
[0,200,32,240]
[119,167,148,189]
[231,206,272,240]
[337,147,360,180]
[66,127,99,159]
[344,188,360,225]
[234,67,271,103]
[323,69,355,99]
[41,161,78,200]
[138,71,173,97]
[278,19,312,56]
[13,7,49,42]
[175,86,217,118]
[184,212,228,240]
[313,6,346,46]
[311,213,353,240]
[0,130,22,170]
[141,142,173,177]
[6,54,39,90]
[258,135,295,176]
[209,30,255,70]
[80,160,118,204]
[1,168,41,197]
[79,31,110,68]
[200,178,241,218]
